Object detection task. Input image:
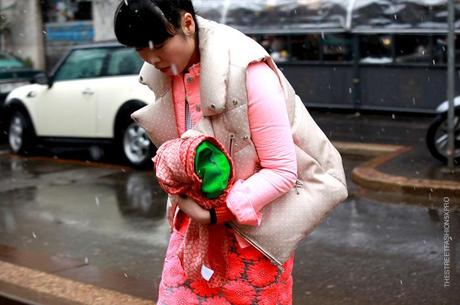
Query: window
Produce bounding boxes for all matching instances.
[54,48,109,81]
[359,35,393,64]
[253,35,291,62]
[106,48,143,76]
[253,33,351,63]
[430,35,460,66]
[321,34,352,62]
[395,35,430,64]
[44,0,92,23]
[290,34,321,61]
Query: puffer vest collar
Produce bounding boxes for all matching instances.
[139,16,235,117]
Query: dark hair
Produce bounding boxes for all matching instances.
[114,0,198,48]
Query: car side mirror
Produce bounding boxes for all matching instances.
[32,73,53,88]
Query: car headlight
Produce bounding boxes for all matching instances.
[0,82,29,94]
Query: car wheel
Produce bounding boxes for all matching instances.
[120,121,155,168]
[426,110,460,163]
[8,111,35,155]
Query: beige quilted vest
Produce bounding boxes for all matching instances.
[132,16,348,265]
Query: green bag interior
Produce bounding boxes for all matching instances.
[194,140,231,199]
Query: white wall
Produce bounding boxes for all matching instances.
[0,0,45,69]
[92,0,118,41]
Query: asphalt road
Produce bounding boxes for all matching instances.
[0,110,458,304]
[0,149,458,304]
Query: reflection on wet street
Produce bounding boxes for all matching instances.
[0,150,459,304]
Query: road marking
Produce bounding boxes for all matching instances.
[0,261,155,305]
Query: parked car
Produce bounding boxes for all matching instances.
[2,42,156,168]
[0,51,42,132]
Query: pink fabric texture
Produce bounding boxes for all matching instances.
[153,135,235,287]
[172,63,202,135]
[157,224,294,305]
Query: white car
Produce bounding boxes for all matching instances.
[3,42,156,168]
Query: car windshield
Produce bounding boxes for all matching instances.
[0,53,26,69]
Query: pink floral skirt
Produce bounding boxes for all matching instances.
[157,216,294,305]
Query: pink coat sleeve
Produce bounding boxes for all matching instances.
[226,61,298,226]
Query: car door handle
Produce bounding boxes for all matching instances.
[82,89,94,96]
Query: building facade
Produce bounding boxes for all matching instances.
[0,0,45,69]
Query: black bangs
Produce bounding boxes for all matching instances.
[114,0,177,49]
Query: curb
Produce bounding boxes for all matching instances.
[333,141,401,157]
[333,141,460,197]
[0,261,155,305]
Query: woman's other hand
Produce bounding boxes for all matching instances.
[170,195,210,224]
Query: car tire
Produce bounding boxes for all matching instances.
[426,110,460,164]
[8,111,35,155]
[118,119,155,169]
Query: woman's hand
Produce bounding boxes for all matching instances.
[170,195,210,224]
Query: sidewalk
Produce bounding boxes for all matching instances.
[0,109,459,304]
[314,109,460,204]
[337,141,460,198]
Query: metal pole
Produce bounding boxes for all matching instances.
[447,0,455,170]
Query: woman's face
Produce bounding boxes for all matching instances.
[136,13,197,76]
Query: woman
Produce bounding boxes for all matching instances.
[114,1,347,304]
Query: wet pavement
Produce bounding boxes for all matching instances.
[311,110,460,181]
[312,110,433,146]
[0,110,459,304]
